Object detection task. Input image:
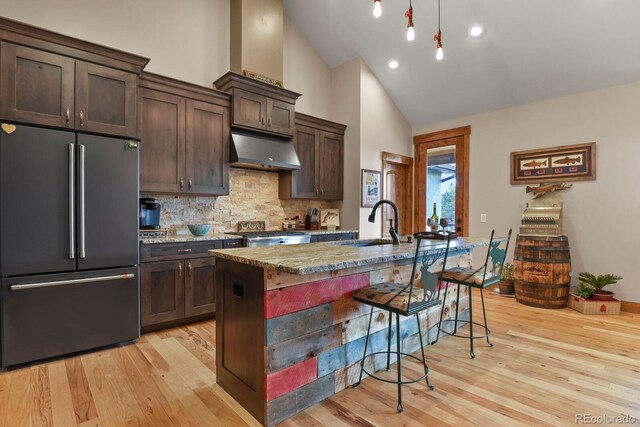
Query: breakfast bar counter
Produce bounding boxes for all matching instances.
[209,238,491,426]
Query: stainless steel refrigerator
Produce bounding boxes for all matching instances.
[0,124,140,367]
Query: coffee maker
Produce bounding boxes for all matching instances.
[139,198,161,229]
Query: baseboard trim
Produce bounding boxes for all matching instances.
[621,300,640,314]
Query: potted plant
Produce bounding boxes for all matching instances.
[577,272,622,301]
[499,262,515,295]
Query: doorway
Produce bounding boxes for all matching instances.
[413,126,470,236]
[381,152,413,236]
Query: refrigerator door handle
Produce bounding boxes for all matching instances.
[79,144,86,259]
[10,273,136,291]
[69,143,75,259]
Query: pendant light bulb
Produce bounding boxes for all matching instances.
[373,0,382,18]
[405,4,414,41]
[436,46,444,61]
[406,26,415,41]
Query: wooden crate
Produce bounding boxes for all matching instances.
[567,293,621,315]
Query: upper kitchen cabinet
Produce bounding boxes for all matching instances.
[0,18,148,138]
[138,73,231,196]
[279,113,346,201]
[213,72,300,137]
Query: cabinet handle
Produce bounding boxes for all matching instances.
[180,178,184,189]
[177,263,183,277]
[187,263,193,276]
[268,118,272,127]
[261,117,265,126]
[315,188,319,194]
[79,110,84,126]
[188,179,192,189]
[65,108,70,124]
[177,248,192,254]
[320,189,324,195]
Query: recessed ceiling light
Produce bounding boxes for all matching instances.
[470,25,483,37]
[388,60,399,69]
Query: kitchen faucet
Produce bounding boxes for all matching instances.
[368,199,400,245]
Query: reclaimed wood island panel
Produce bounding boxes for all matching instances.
[209,238,492,426]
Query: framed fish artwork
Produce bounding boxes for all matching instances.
[510,142,596,184]
[320,209,340,229]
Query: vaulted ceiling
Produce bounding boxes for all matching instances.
[284,0,640,126]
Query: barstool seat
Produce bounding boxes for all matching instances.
[440,267,500,287]
[431,229,512,359]
[352,233,452,413]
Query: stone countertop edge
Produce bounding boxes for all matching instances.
[208,237,494,275]
[140,229,359,244]
[140,234,241,244]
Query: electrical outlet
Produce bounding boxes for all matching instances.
[480,213,487,223]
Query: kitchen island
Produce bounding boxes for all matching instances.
[209,238,491,426]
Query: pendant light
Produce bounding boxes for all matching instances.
[373,0,382,18]
[405,1,415,41]
[434,0,444,60]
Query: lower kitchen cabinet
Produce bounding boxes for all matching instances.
[185,257,216,317]
[309,232,358,243]
[140,239,240,332]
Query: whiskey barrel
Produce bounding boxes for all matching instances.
[513,235,571,309]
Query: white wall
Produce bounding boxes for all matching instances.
[330,58,362,231]
[414,81,640,302]
[283,16,332,119]
[2,0,230,86]
[359,62,413,238]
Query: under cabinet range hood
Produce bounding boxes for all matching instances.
[230,130,300,171]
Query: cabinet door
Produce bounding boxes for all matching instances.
[232,88,266,130]
[318,131,344,200]
[139,88,186,193]
[185,99,229,195]
[266,98,295,136]
[185,257,216,317]
[141,261,185,327]
[75,61,137,138]
[290,125,318,199]
[0,42,74,128]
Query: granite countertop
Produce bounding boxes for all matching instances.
[140,229,358,244]
[209,237,492,275]
[140,234,241,244]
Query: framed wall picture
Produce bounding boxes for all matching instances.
[320,209,340,229]
[510,142,596,184]
[361,169,382,207]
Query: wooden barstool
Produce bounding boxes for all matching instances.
[351,234,452,412]
[431,229,512,358]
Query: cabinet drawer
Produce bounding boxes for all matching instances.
[141,240,223,262]
[223,239,242,248]
[316,233,356,242]
[1,267,139,367]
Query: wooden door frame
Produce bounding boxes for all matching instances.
[381,152,413,235]
[413,126,470,236]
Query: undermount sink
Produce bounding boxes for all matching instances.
[333,239,394,247]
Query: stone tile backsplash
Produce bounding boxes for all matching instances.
[143,168,339,235]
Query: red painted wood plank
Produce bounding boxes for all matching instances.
[265,273,370,319]
[265,357,318,401]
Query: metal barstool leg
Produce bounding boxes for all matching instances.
[480,288,493,347]
[431,282,450,345]
[468,286,475,359]
[416,313,434,391]
[353,306,374,387]
[396,313,403,412]
[453,284,462,335]
[386,312,392,371]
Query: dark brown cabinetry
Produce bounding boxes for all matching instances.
[214,72,300,137]
[140,239,241,332]
[309,232,358,243]
[139,73,231,196]
[0,41,139,138]
[279,113,346,200]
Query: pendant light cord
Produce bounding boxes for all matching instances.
[438,0,441,31]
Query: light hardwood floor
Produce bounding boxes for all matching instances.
[1,291,639,427]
